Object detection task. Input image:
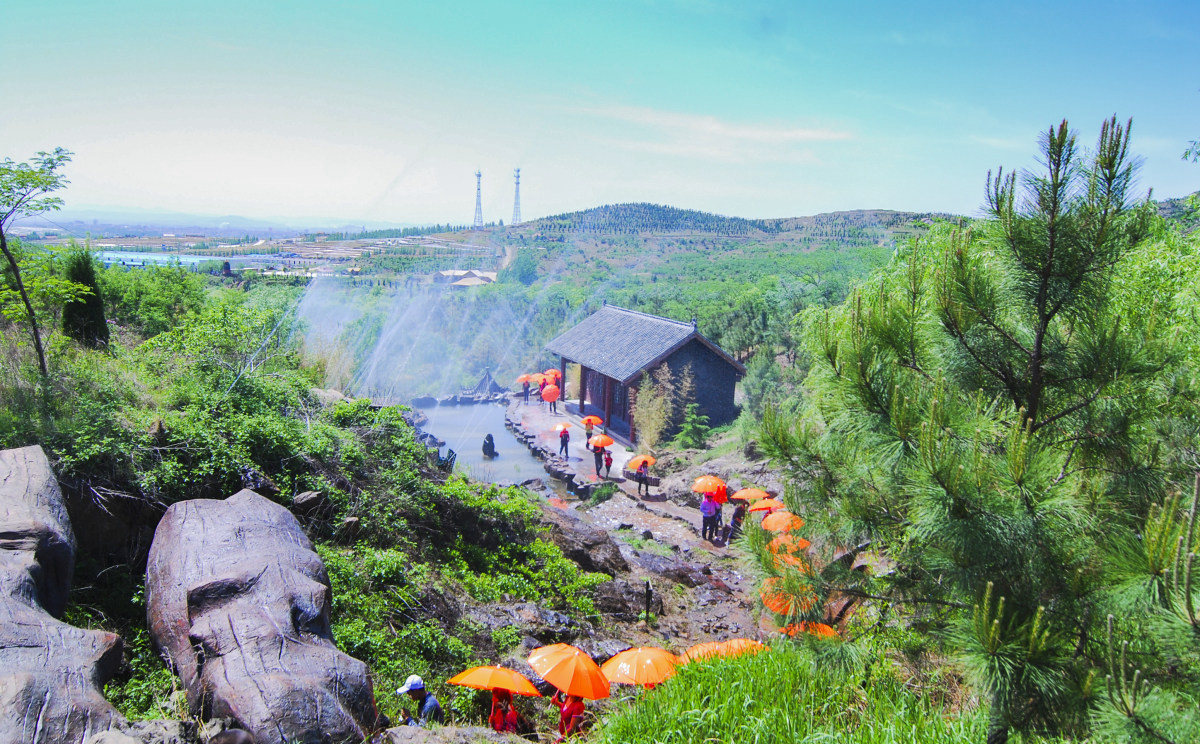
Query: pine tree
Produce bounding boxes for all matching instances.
[759,118,1190,742]
[61,245,109,347]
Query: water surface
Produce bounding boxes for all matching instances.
[419,403,554,487]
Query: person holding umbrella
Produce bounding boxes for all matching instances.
[523,379,530,405]
[593,447,605,476]
[527,643,609,740]
[700,491,720,542]
[489,689,521,733]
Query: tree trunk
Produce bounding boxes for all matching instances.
[0,230,48,376]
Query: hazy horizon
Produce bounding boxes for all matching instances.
[5,1,1198,226]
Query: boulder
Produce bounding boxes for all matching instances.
[290,490,329,517]
[146,489,384,744]
[0,445,128,744]
[410,396,437,408]
[540,508,628,576]
[593,579,664,620]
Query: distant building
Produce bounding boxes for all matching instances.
[545,304,745,442]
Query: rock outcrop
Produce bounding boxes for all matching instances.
[0,445,128,744]
[540,506,628,575]
[146,489,383,744]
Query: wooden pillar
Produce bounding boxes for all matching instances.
[603,376,612,428]
[579,366,588,409]
[560,356,567,400]
[628,385,638,443]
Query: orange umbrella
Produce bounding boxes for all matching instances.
[748,498,784,513]
[544,368,563,379]
[600,647,679,687]
[626,454,656,470]
[760,577,817,616]
[580,415,604,426]
[530,373,547,386]
[679,642,723,664]
[516,373,534,384]
[588,434,614,449]
[554,423,572,432]
[448,666,541,696]
[761,511,805,532]
[528,644,610,699]
[768,534,811,554]
[691,475,726,494]
[542,384,561,402]
[720,639,768,658]
[779,622,838,639]
[731,488,770,502]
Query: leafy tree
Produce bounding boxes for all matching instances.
[0,148,72,375]
[760,118,1188,743]
[672,402,710,449]
[61,245,109,348]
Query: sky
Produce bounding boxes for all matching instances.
[4,0,1199,226]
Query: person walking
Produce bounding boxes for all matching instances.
[636,460,650,497]
[584,420,594,443]
[603,449,613,478]
[549,396,558,414]
[593,446,605,477]
[558,427,570,457]
[700,492,720,542]
[397,674,444,727]
[522,380,530,405]
[729,501,747,541]
[538,378,547,407]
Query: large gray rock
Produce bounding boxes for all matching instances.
[0,445,128,743]
[540,507,628,576]
[146,489,383,744]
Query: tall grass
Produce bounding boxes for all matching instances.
[594,642,987,744]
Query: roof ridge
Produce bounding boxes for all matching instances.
[603,304,694,328]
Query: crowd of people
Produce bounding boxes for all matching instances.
[396,673,587,740]
[697,491,746,543]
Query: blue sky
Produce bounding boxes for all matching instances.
[4,0,1198,225]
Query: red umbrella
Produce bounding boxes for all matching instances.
[542,384,561,402]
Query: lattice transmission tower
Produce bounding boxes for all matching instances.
[473,170,483,230]
[511,168,522,226]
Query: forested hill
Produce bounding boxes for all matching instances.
[533,203,769,235]
[530,201,958,240]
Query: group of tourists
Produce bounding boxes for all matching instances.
[698,491,746,543]
[396,673,586,740]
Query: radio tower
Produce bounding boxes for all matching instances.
[473,170,483,230]
[511,168,522,226]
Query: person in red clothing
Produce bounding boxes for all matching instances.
[552,690,585,740]
[489,689,520,733]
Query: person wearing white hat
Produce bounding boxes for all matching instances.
[397,674,444,727]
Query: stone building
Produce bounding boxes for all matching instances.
[545,304,745,442]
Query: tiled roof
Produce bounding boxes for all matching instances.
[545,305,743,384]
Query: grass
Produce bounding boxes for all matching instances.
[593,641,988,744]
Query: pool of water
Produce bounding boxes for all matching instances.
[418,403,558,487]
